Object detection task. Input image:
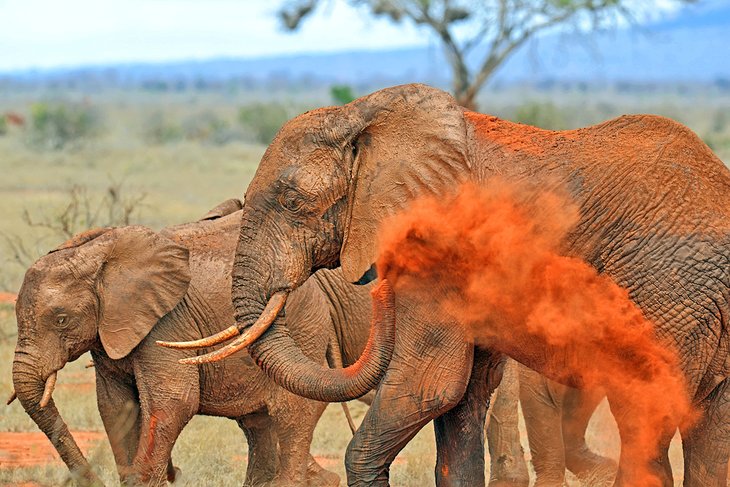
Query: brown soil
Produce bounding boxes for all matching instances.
[0,293,17,304]
[0,431,103,469]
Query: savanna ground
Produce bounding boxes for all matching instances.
[1,85,729,485]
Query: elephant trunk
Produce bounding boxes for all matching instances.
[12,350,101,485]
[245,280,396,402]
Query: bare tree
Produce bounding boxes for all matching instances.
[280,0,697,110]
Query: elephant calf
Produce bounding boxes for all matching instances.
[11,200,376,486]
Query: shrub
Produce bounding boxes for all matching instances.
[1,180,147,277]
[513,101,566,130]
[143,112,184,144]
[238,103,291,144]
[330,84,356,105]
[0,116,6,136]
[181,111,235,145]
[27,102,100,150]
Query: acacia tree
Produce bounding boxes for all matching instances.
[280,0,697,109]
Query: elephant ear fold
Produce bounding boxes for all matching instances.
[98,226,191,359]
[340,84,470,283]
[199,198,243,221]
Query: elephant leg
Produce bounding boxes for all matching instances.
[345,311,473,487]
[237,413,279,486]
[435,347,503,487]
[608,395,673,487]
[561,385,615,480]
[682,378,730,487]
[517,363,565,487]
[95,370,141,483]
[270,397,331,487]
[129,362,199,486]
[487,359,530,487]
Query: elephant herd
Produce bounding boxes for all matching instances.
[9,84,730,486]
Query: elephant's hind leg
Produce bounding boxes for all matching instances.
[487,359,529,487]
[682,378,730,487]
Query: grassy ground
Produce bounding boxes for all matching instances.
[0,88,726,485]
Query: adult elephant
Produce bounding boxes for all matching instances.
[10,200,382,486]
[173,84,730,487]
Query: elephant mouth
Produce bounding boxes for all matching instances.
[156,290,289,363]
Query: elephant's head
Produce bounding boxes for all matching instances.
[12,226,190,480]
[174,84,468,402]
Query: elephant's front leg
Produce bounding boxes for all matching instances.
[129,356,200,486]
[237,413,279,486]
[345,298,474,487]
[435,347,505,487]
[608,394,674,487]
[270,394,332,487]
[94,365,141,483]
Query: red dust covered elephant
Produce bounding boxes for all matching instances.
[169,84,730,487]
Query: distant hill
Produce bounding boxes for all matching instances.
[2,2,729,90]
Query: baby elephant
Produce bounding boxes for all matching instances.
[11,200,375,486]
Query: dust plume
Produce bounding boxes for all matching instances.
[376,181,695,486]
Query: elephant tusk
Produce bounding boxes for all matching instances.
[178,291,289,365]
[157,324,241,350]
[39,371,57,408]
[6,390,16,405]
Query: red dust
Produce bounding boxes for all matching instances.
[376,181,696,486]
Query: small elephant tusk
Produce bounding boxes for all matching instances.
[157,324,240,350]
[178,291,289,365]
[39,371,57,408]
[6,390,16,405]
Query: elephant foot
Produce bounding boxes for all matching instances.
[566,445,616,483]
[488,480,530,487]
[306,456,340,487]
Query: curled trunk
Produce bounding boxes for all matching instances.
[245,280,396,403]
[12,354,101,485]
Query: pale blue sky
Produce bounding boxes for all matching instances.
[0,0,685,72]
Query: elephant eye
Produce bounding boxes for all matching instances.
[280,190,305,212]
[56,314,69,327]
[351,141,359,160]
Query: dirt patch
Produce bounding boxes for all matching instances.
[0,431,104,468]
[0,293,17,304]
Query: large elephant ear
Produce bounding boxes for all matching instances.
[340,84,471,283]
[97,226,191,359]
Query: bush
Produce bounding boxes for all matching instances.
[1,180,147,274]
[0,116,6,136]
[143,112,184,144]
[238,103,291,144]
[27,102,100,150]
[181,111,236,145]
[330,84,356,105]
[513,101,566,130]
